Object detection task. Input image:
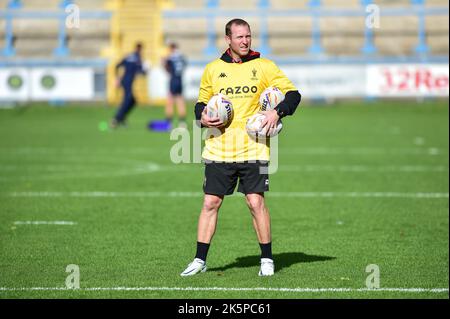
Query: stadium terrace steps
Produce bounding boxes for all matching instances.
[427,35,450,55]
[267,17,313,34]
[106,0,168,104]
[425,15,450,32]
[2,1,448,59]
[8,23,109,58]
[169,0,365,9]
[12,20,60,38]
[1,1,110,58]
[215,0,260,9]
[10,19,109,38]
[377,0,448,6]
[162,37,207,57]
[375,35,433,55]
[163,19,207,35]
[15,38,59,57]
[268,0,310,9]
[426,0,450,5]
[18,0,60,9]
[378,16,420,32]
[170,0,207,9]
[0,0,104,9]
[69,39,110,58]
[269,37,311,55]
[321,37,366,56]
[67,20,110,38]
[318,0,361,7]
[163,1,449,57]
[319,17,366,33]
[69,0,105,10]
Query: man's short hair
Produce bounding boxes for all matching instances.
[169,42,178,50]
[225,18,251,37]
[136,42,143,51]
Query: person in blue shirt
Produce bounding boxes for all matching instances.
[110,43,147,128]
[164,43,187,128]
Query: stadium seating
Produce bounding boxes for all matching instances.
[0,0,109,58]
[162,0,449,58]
[2,0,448,59]
[0,0,447,105]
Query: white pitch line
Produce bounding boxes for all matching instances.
[5,192,449,199]
[0,164,446,183]
[0,286,447,293]
[13,221,77,225]
[277,165,448,173]
[278,147,446,156]
[1,164,446,174]
[0,146,447,155]
[0,163,163,182]
[267,192,450,199]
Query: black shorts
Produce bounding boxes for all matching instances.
[203,161,269,196]
[169,78,183,95]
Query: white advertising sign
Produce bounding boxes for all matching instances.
[0,68,29,101]
[183,66,205,100]
[150,65,367,100]
[149,67,169,99]
[31,68,94,100]
[149,66,204,100]
[283,65,367,98]
[367,64,449,97]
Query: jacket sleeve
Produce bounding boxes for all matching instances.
[115,58,125,75]
[275,90,301,118]
[194,102,206,127]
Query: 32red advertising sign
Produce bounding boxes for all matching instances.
[367,65,449,97]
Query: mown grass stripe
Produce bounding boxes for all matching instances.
[6,192,449,199]
[0,286,447,293]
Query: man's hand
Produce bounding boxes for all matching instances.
[259,109,280,136]
[201,107,224,128]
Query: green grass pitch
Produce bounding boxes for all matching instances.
[0,100,448,299]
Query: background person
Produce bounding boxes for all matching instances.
[110,42,148,129]
[164,42,187,129]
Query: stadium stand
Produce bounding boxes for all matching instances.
[0,0,109,58]
[162,0,449,58]
[2,1,447,59]
[0,0,448,104]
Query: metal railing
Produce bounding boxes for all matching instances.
[163,0,449,61]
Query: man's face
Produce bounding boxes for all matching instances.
[226,24,251,57]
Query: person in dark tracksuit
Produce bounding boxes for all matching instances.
[111,43,147,128]
[164,43,187,128]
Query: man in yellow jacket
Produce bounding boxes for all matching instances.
[181,18,301,277]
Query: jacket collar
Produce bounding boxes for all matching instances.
[220,49,261,63]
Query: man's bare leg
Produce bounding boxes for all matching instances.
[245,192,274,276]
[197,194,223,243]
[165,94,174,122]
[180,194,224,276]
[175,95,187,127]
[245,193,271,243]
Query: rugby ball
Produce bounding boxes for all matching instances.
[246,113,283,138]
[259,87,285,111]
[206,93,233,125]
